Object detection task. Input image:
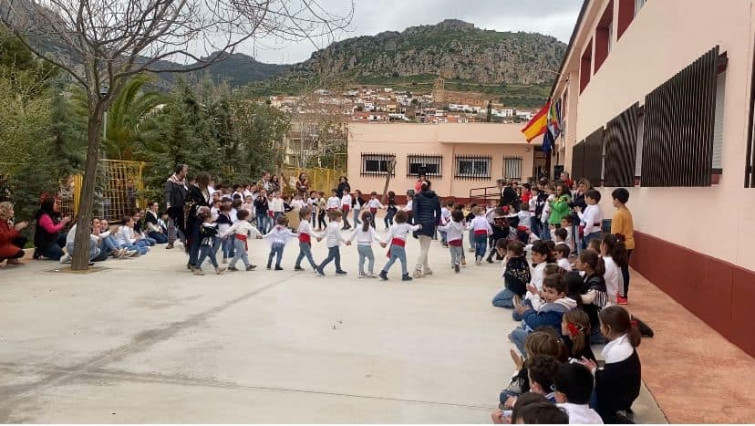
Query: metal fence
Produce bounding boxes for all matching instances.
[280,165,343,196]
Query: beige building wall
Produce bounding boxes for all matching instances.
[553,0,755,272]
[347,123,536,199]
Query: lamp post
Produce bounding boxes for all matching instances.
[100,86,109,146]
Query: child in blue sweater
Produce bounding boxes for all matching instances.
[509,274,577,356]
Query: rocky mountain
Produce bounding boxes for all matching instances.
[245,19,566,107]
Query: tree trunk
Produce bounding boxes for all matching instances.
[71,105,104,270]
[381,159,396,204]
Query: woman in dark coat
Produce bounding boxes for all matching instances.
[185,172,212,270]
[412,180,441,278]
[336,176,350,198]
[499,179,519,209]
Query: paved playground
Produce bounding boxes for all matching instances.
[0,235,667,423]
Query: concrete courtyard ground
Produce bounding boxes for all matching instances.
[0,231,680,423]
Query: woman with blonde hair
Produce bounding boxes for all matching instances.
[0,202,29,265]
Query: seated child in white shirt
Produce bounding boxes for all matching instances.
[555,363,604,424]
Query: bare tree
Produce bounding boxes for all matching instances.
[0,0,352,269]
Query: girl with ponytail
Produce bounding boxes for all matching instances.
[576,249,608,344]
[601,233,627,304]
[561,309,596,362]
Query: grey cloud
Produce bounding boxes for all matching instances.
[249,0,582,64]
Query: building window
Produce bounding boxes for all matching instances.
[617,0,635,40]
[604,103,639,187]
[640,47,720,187]
[503,157,523,180]
[595,1,614,73]
[635,113,644,178]
[580,39,593,94]
[407,155,442,177]
[712,71,725,171]
[455,156,491,180]
[360,153,395,177]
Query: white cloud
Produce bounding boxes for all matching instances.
[243,0,583,64]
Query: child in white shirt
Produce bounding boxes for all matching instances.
[366,191,384,229]
[316,210,348,276]
[576,190,603,250]
[559,216,576,253]
[341,189,353,230]
[221,209,263,271]
[269,191,285,222]
[437,209,465,273]
[327,189,340,212]
[263,215,297,270]
[378,210,421,281]
[467,206,493,265]
[291,194,305,211]
[294,207,322,271]
[554,242,573,272]
[347,211,383,278]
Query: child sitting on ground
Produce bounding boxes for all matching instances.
[378,210,421,281]
[579,306,642,424]
[487,213,511,263]
[500,355,562,411]
[560,308,596,362]
[513,241,555,321]
[437,209,465,272]
[554,243,572,272]
[576,249,609,344]
[492,241,530,308]
[511,274,577,355]
[499,330,568,405]
[263,215,297,270]
[554,363,604,424]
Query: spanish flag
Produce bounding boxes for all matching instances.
[521,100,551,143]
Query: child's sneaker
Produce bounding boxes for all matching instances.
[401,274,413,281]
[193,268,205,276]
[378,270,388,281]
[215,266,226,275]
[617,294,628,305]
[412,269,424,279]
[454,264,460,273]
[266,265,272,270]
[358,272,365,279]
[367,272,377,279]
[274,266,283,271]
[315,268,325,276]
[294,266,305,271]
[486,257,494,264]
[246,265,257,271]
[475,256,482,266]
[424,269,433,276]
[335,270,347,275]
[228,266,239,271]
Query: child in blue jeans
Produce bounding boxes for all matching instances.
[194,211,225,275]
[264,215,297,270]
[378,210,421,281]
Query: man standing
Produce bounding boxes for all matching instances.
[164,164,188,249]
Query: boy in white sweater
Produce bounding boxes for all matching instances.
[269,191,285,222]
[378,210,421,281]
[263,215,297,270]
[294,207,322,271]
[316,210,348,276]
[220,209,262,271]
[468,206,493,265]
[437,209,465,273]
[341,189,353,230]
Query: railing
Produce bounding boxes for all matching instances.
[468,186,499,206]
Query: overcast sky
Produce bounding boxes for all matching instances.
[244,0,583,64]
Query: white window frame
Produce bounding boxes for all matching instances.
[455,156,491,179]
[361,154,395,176]
[407,155,443,177]
[503,156,523,180]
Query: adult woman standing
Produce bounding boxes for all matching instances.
[498,179,519,209]
[33,197,70,260]
[296,173,310,195]
[611,188,634,305]
[164,164,189,249]
[336,176,351,198]
[412,180,441,278]
[0,202,28,265]
[548,182,572,227]
[185,172,212,270]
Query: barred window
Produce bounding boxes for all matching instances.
[360,153,395,176]
[502,156,523,180]
[455,155,491,180]
[407,155,442,177]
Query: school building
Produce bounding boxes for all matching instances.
[550,0,755,356]
[346,123,544,203]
